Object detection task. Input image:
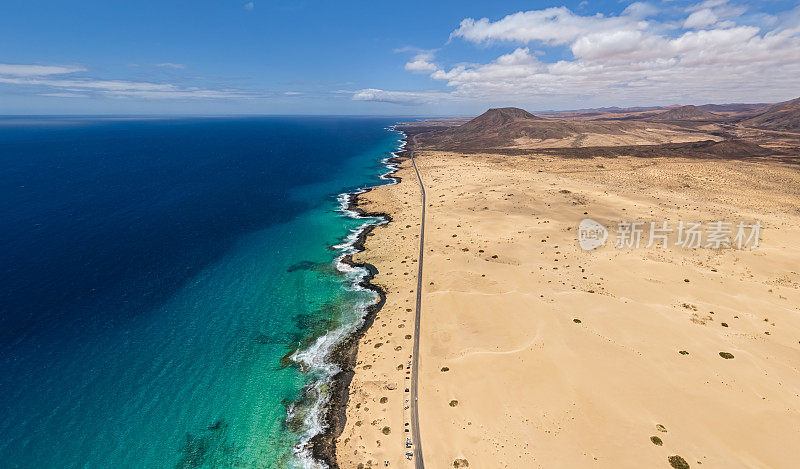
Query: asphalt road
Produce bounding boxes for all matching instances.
[409,152,426,468]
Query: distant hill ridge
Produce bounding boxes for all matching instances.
[650,105,720,121]
[413,106,688,150]
[404,97,800,154]
[741,97,800,132]
[699,103,772,113]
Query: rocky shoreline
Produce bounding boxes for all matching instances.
[307,144,409,467]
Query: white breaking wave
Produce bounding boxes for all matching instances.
[290,129,406,469]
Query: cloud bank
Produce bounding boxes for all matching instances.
[356,2,800,106]
[0,63,250,99]
[352,88,447,105]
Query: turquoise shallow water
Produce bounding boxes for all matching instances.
[0,117,402,468]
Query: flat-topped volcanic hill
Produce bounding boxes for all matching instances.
[408,107,719,150]
[741,97,800,132]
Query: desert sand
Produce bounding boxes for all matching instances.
[334,160,424,468]
[335,130,800,468]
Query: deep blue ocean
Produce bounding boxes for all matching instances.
[0,116,402,468]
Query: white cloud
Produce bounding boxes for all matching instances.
[154,62,186,69]
[0,63,251,100]
[686,0,730,14]
[40,92,89,98]
[244,2,254,11]
[0,64,86,77]
[570,29,668,60]
[684,9,718,28]
[622,2,659,19]
[369,4,800,106]
[352,89,447,105]
[404,52,437,72]
[683,0,748,29]
[101,89,247,99]
[449,5,654,45]
[434,23,800,100]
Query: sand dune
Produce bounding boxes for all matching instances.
[413,151,800,468]
[336,148,800,468]
[334,108,800,468]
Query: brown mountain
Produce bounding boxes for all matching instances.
[741,97,800,132]
[648,105,721,121]
[409,106,723,150]
[416,107,646,149]
[457,107,543,133]
[415,107,573,148]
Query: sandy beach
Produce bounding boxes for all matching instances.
[333,153,424,468]
[335,136,800,468]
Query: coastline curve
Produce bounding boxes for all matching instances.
[291,129,409,468]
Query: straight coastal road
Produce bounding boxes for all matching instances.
[409,151,425,468]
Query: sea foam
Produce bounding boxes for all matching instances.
[290,129,405,468]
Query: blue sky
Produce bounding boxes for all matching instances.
[1,0,799,115]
